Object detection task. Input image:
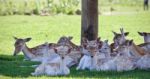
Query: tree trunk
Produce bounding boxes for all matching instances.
[81,0,98,43]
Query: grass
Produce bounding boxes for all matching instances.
[0,11,150,79]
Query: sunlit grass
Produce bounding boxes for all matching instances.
[0,11,150,79]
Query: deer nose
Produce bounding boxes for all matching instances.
[62,57,64,59]
[91,56,94,58]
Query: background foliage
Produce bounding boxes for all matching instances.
[0,0,146,15]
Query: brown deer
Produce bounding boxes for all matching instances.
[100,40,138,71]
[110,28,129,54]
[138,32,150,53]
[77,37,101,70]
[138,32,150,43]
[57,36,82,67]
[13,37,57,62]
[31,45,71,76]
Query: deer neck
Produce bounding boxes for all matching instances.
[144,36,150,43]
[22,44,34,59]
[59,58,66,72]
[130,43,145,57]
[90,55,97,70]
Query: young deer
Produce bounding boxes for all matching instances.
[57,36,82,67]
[136,53,150,69]
[110,28,129,53]
[99,40,111,58]
[13,37,57,62]
[77,38,100,71]
[31,45,71,76]
[101,40,137,71]
[96,40,114,71]
[138,32,150,43]
[138,32,150,53]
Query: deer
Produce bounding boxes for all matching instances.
[76,37,101,71]
[99,40,111,58]
[136,53,150,69]
[31,45,71,76]
[138,32,150,43]
[100,40,137,71]
[110,28,129,55]
[13,37,57,62]
[57,36,82,67]
[96,40,115,71]
[138,32,150,53]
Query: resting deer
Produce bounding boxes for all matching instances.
[13,37,57,62]
[77,38,100,71]
[57,36,82,67]
[101,40,137,71]
[99,40,111,58]
[138,32,150,53]
[110,28,129,55]
[96,40,114,71]
[31,45,71,76]
[136,53,150,69]
[138,32,150,43]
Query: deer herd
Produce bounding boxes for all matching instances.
[13,28,150,76]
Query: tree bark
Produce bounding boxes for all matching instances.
[81,0,98,43]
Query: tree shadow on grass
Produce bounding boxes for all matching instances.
[0,55,39,78]
[0,55,150,79]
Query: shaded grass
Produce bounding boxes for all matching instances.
[0,11,150,79]
[0,55,150,79]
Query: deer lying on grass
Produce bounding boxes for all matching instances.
[76,37,101,70]
[13,37,57,62]
[138,32,150,43]
[116,39,150,70]
[136,53,150,69]
[31,45,71,76]
[100,40,137,71]
[138,32,150,53]
[96,40,113,71]
[57,36,82,67]
[110,28,129,55]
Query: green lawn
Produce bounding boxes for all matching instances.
[0,11,150,79]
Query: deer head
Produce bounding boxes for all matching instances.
[114,40,133,57]
[54,45,72,60]
[82,37,100,58]
[13,37,31,56]
[99,40,110,54]
[138,32,150,43]
[112,28,129,46]
[57,36,73,46]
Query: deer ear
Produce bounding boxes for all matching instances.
[104,40,108,43]
[13,36,18,40]
[24,38,32,42]
[112,31,117,35]
[124,32,129,36]
[129,40,133,46]
[138,32,144,36]
[68,36,73,40]
[67,48,72,54]
[82,37,88,43]
[97,37,101,42]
